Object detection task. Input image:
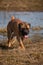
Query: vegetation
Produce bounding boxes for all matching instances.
[0,26,43,34]
[0,0,43,11]
[0,37,43,65]
[0,27,43,65]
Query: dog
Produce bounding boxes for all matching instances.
[7,19,31,49]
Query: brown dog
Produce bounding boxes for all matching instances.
[18,22,31,40]
[7,18,31,49]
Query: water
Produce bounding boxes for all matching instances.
[0,11,43,27]
[0,11,43,40]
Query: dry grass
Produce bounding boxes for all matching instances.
[0,26,43,35]
[32,26,43,31]
[0,40,43,65]
[0,34,43,65]
[0,26,43,65]
[0,0,43,11]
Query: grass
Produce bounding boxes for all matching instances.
[0,26,43,34]
[0,38,43,65]
[32,26,43,31]
[0,0,43,11]
[0,26,43,65]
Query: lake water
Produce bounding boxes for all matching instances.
[0,11,43,27]
[0,11,43,41]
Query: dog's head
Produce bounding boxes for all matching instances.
[18,22,31,37]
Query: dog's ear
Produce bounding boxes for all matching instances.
[25,23,31,29]
[28,23,31,27]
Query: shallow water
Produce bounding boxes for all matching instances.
[0,11,43,40]
[0,11,43,27]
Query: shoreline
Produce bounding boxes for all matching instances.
[0,26,43,33]
[0,9,43,12]
[0,8,43,12]
[0,0,43,11]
